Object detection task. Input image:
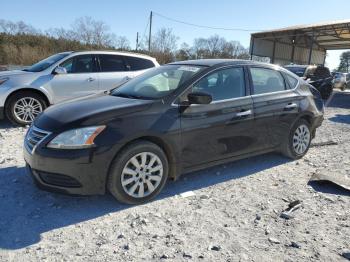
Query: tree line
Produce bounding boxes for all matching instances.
[337,51,350,73]
[0,17,250,66]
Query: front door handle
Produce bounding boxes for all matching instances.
[236,109,252,117]
[87,77,95,82]
[284,103,298,110]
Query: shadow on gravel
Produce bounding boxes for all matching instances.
[327,91,350,109]
[0,153,289,250]
[329,114,350,125]
[0,119,16,129]
[308,181,350,197]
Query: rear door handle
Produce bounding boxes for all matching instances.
[284,103,298,110]
[236,109,252,117]
[87,77,95,82]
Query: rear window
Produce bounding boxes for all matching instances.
[99,55,126,72]
[284,73,299,89]
[285,66,306,77]
[124,56,155,71]
[250,67,286,94]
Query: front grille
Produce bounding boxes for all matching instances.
[25,126,51,153]
[35,170,82,188]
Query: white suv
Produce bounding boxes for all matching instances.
[0,51,159,125]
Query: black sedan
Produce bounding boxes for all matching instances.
[24,59,324,204]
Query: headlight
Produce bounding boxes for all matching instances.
[0,77,9,86]
[47,126,106,149]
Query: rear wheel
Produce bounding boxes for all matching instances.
[6,91,47,126]
[107,141,169,205]
[282,119,311,160]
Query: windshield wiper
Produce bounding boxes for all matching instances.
[113,93,152,100]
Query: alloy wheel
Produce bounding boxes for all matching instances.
[292,124,310,155]
[13,97,43,123]
[121,152,163,198]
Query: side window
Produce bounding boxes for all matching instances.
[250,68,286,95]
[99,55,126,72]
[124,56,155,71]
[284,73,298,89]
[60,58,73,73]
[192,67,245,101]
[59,55,95,73]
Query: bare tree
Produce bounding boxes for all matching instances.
[0,19,38,35]
[149,28,179,64]
[115,36,131,50]
[176,42,193,61]
[192,35,249,59]
[71,16,115,47]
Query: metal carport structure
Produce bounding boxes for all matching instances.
[250,19,350,66]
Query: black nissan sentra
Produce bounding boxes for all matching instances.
[24,59,324,204]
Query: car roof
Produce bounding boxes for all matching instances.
[284,64,309,68]
[63,50,157,61]
[169,59,275,68]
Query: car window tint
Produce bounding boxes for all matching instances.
[250,68,286,94]
[124,56,155,71]
[60,55,95,73]
[192,67,245,101]
[60,58,73,73]
[284,73,298,89]
[99,55,126,72]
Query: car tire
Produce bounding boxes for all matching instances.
[282,119,312,160]
[107,140,169,205]
[5,91,47,126]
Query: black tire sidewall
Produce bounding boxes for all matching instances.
[107,141,169,205]
[6,92,47,126]
[287,119,311,159]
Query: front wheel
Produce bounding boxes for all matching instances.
[5,91,47,126]
[107,141,169,205]
[282,119,311,160]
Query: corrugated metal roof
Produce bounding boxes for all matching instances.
[252,19,350,35]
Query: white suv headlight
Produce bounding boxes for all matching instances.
[47,126,106,149]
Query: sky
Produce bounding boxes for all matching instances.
[1,0,349,70]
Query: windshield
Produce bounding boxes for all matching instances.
[24,53,71,72]
[285,66,306,77]
[111,65,205,99]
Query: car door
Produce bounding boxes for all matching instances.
[97,54,134,91]
[45,54,100,104]
[179,66,257,168]
[249,66,302,149]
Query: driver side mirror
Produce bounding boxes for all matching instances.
[187,92,212,105]
[53,66,67,75]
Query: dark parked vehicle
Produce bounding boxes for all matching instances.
[24,60,324,204]
[284,64,333,100]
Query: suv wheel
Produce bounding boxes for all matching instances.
[282,119,311,160]
[107,141,168,205]
[6,91,47,126]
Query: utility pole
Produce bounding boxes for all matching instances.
[148,11,153,54]
[136,32,139,51]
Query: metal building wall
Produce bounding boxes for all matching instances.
[250,38,326,66]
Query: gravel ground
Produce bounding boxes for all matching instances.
[0,90,349,262]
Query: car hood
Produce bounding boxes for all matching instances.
[0,70,32,78]
[34,93,154,132]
